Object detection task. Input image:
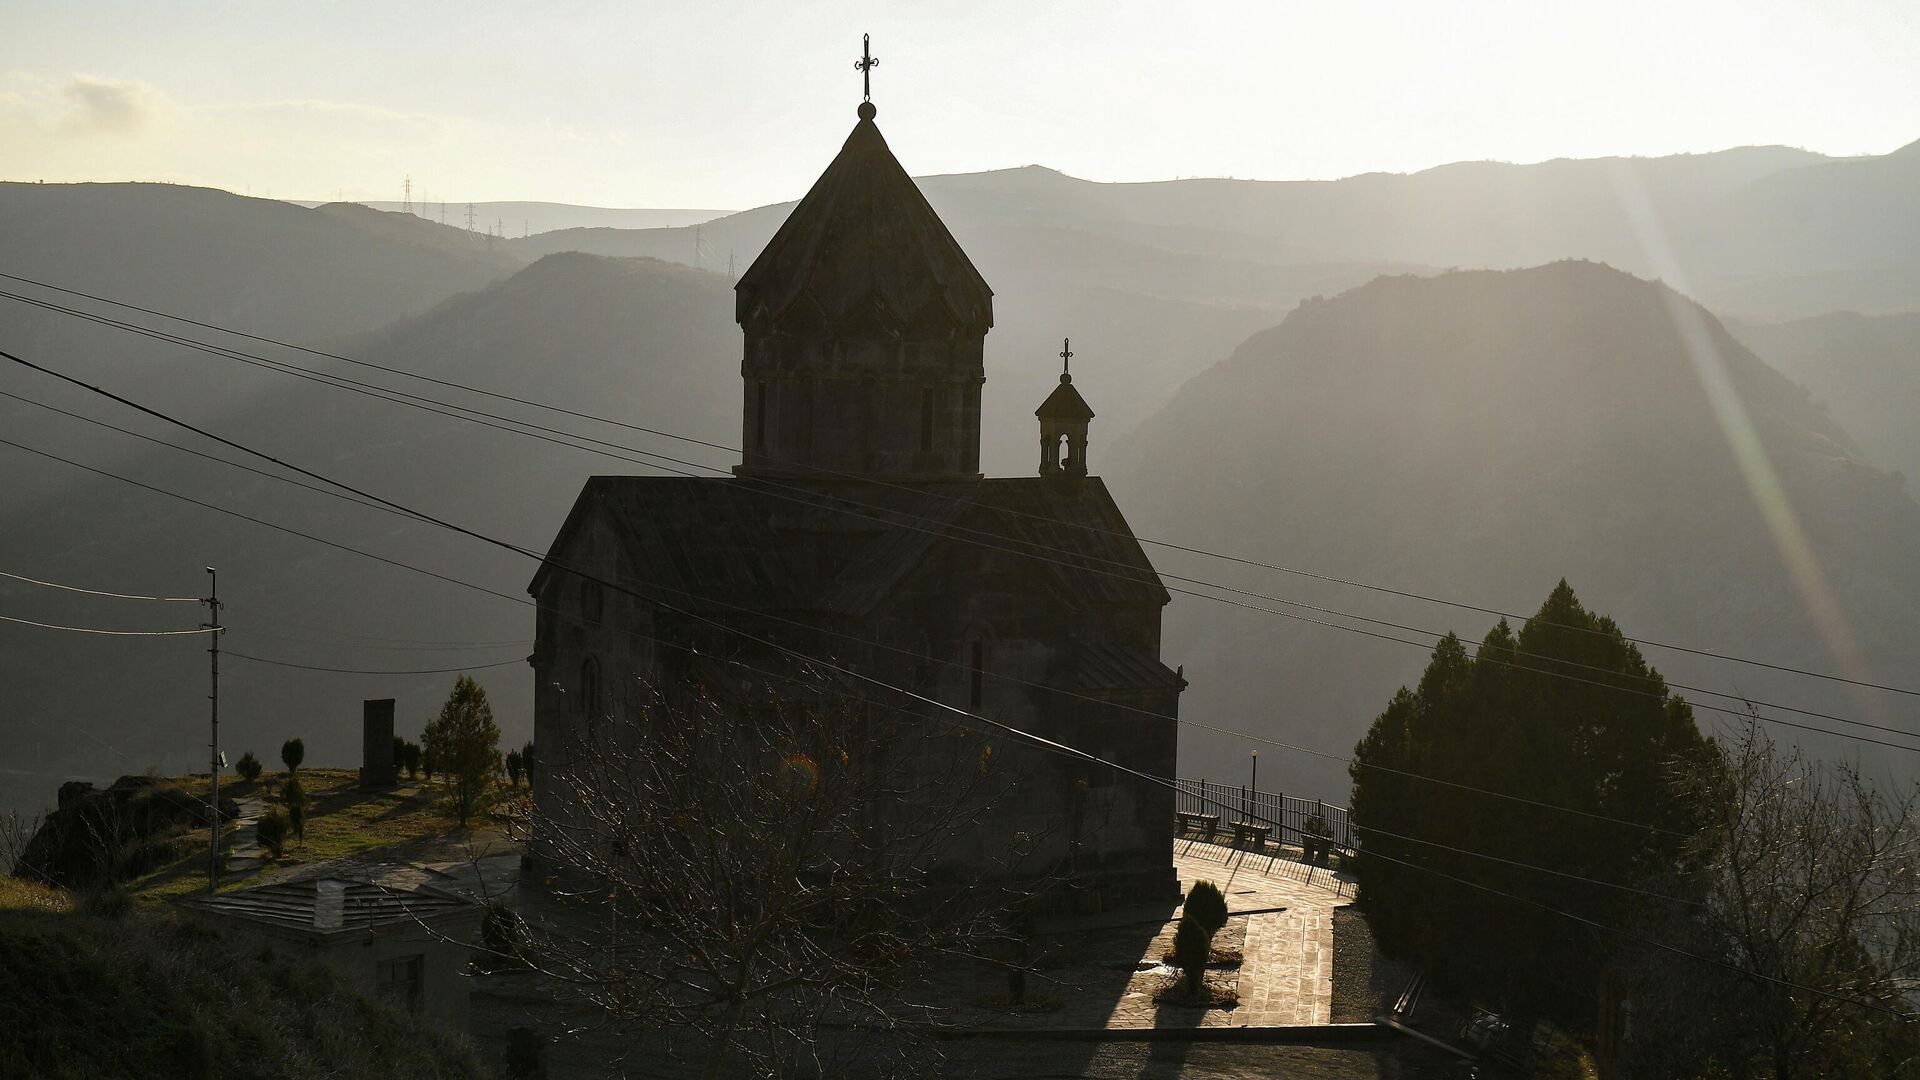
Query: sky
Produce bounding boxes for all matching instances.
[2,0,1918,211]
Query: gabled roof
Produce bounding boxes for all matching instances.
[734,111,993,336]
[530,476,1171,619]
[1076,640,1186,692]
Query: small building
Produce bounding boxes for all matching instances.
[178,878,483,1030]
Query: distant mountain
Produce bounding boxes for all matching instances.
[0,183,525,342]
[1105,262,1920,800]
[1729,310,1920,485]
[0,182,530,509]
[291,200,732,236]
[0,254,736,803]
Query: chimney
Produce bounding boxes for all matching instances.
[361,698,397,789]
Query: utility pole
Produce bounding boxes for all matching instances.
[203,567,223,893]
[403,175,413,216]
[466,202,477,233]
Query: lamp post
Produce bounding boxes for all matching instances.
[1248,750,1257,823]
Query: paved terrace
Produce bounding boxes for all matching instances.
[910,836,1357,1032]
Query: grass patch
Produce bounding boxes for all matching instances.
[0,876,72,914]
[126,768,514,905]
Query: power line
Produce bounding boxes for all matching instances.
[2,270,1910,700]
[0,567,200,602]
[0,388,403,520]
[0,371,1853,906]
[240,629,531,653]
[0,431,1694,843]
[11,343,1910,758]
[224,650,525,675]
[1,321,1906,748]
[5,342,1911,850]
[0,611,215,636]
[6,397,1688,902]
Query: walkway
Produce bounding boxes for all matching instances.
[1171,838,1352,1026]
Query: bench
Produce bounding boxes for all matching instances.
[1175,811,1220,839]
[1230,821,1271,850]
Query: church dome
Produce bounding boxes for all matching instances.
[734,109,994,338]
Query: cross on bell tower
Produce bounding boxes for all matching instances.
[855,33,879,117]
[1036,337,1095,478]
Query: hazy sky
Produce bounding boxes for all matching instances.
[3,1,1917,210]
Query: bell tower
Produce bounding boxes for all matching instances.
[1036,338,1095,478]
[732,87,994,481]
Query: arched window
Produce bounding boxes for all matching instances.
[755,380,768,450]
[920,388,936,453]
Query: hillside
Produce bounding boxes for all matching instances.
[510,140,1920,328]
[0,880,489,1079]
[1106,262,1920,799]
[1730,310,1920,485]
[0,183,531,512]
[0,254,738,797]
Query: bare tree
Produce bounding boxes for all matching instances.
[504,673,1049,1079]
[1617,718,1920,1079]
[1,809,42,877]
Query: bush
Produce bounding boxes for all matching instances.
[256,810,289,858]
[235,752,262,784]
[282,777,309,842]
[480,902,523,971]
[503,750,524,789]
[280,738,305,775]
[402,741,422,780]
[1173,916,1211,997]
[1185,880,1229,935]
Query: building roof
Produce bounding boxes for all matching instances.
[530,475,1172,618]
[1076,640,1188,692]
[177,878,475,937]
[734,109,993,336]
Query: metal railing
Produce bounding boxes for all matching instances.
[1174,777,1354,851]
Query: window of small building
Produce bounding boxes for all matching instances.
[375,954,425,1014]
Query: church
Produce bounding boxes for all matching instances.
[527,86,1185,904]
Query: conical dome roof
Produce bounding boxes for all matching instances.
[1036,372,1095,421]
[734,108,993,336]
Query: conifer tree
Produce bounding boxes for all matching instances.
[422,675,501,826]
[1349,580,1712,1035]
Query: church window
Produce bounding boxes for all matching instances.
[920,388,935,454]
[755,381,768,449]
